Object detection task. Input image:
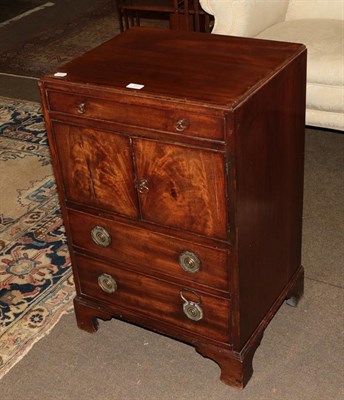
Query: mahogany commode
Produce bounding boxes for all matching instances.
[39,28,306,388]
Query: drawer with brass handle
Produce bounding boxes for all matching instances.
[68,209,230,293]
[76,253,231,343]
[47,90,224,140]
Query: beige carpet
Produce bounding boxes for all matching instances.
[0,127,343,399]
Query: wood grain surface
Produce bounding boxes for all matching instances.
[76,253,231,343]
[53,122,139,218]
[134,138,228,238]
[68,208,230,293]
[42,28,305,108]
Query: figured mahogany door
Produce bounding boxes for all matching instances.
[52,123,139,218]
[134,139,228,239]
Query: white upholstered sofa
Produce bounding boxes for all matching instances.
[199,0,344,131]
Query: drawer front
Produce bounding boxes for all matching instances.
[76,254,230,342]
[69,209,229,292]
[47,91,224,140]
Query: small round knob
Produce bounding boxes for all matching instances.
[179,251,200,274]
[98,273,117,294]
[175,119,189,132]
[91,226,111,247]
[77,102,87,114]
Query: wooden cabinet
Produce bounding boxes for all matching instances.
[39,28,306,388]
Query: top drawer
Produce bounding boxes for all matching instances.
[47,91,224,141]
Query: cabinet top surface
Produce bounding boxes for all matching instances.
[41,28,305,109]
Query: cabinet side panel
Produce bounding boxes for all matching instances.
[234,52,306,348]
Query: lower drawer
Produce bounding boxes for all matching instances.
[68,209,229,292]
[75,253,231,343]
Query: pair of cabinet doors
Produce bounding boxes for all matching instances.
[53,122,228,240]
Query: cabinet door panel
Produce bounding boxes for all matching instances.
[53,123,138,218]
[134,139,227,239]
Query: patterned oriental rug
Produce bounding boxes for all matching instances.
[0,97,74,379]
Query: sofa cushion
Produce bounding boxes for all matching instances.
[306,109,344,131]
[307,83,344,114]
[256,19,344,86]
[286,0,344,21]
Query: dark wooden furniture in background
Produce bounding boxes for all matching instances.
[39,28,306,388]
[116,0,212,32]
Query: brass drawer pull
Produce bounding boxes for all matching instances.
[175,119,189,132]
[77,102,87,114]
[138,178,149,194]
[180,289,203,321]
[179,251,200,274]
[91,226,112,247]
[98,273,117,294]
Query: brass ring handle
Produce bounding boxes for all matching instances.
[180,289,203,322]
[179,251,200,274]
[180,288,202,304]
[91,226,112,248]
[77,102,87,114]
[175,119,189,132]
[98,273,117,294]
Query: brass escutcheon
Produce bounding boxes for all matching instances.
[175,119,189,132]
[179,251,201,274]
[77,102,87,114]
[98,273,117,294]
[91,226,112,247]
[138,178,149,194]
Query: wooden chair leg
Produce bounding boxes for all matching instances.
[116,0,125,32]
[135,11,140,27]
